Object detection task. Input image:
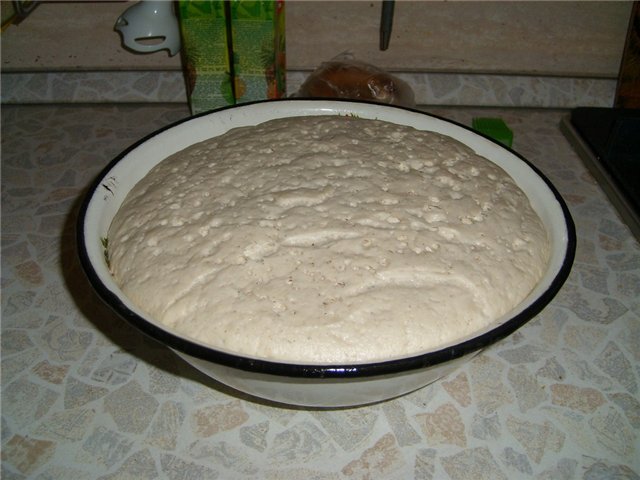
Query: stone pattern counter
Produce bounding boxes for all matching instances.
[0,70,617,109]
[1,104,638,479]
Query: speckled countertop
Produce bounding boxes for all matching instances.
[1,104,638,479]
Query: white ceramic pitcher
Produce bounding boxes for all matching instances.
[114,1,181,56]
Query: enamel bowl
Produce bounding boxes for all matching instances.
[77,99,575,407]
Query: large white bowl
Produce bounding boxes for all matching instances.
[77,99,575,407]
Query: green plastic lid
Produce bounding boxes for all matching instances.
[472,117,513,148]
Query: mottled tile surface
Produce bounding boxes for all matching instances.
[2,104,638,478]
[1,71,616,109]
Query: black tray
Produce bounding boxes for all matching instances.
[561,107,640,241]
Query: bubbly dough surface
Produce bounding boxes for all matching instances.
[108,115,549,363]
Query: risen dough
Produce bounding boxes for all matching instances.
[108,115,549,363]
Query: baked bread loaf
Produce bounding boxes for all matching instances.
[108,115,549,363]
[297,60,415,108]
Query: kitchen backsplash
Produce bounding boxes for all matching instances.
[0,1,628,108]
[1,69,617,108]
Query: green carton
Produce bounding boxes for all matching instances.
[179,1,232,114]
[230,1,286,103]
[179,1,286,115]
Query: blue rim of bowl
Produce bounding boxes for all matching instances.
[77,98,576,379]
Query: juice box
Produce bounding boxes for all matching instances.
[229,0,286,103]
[178,1,233,114]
